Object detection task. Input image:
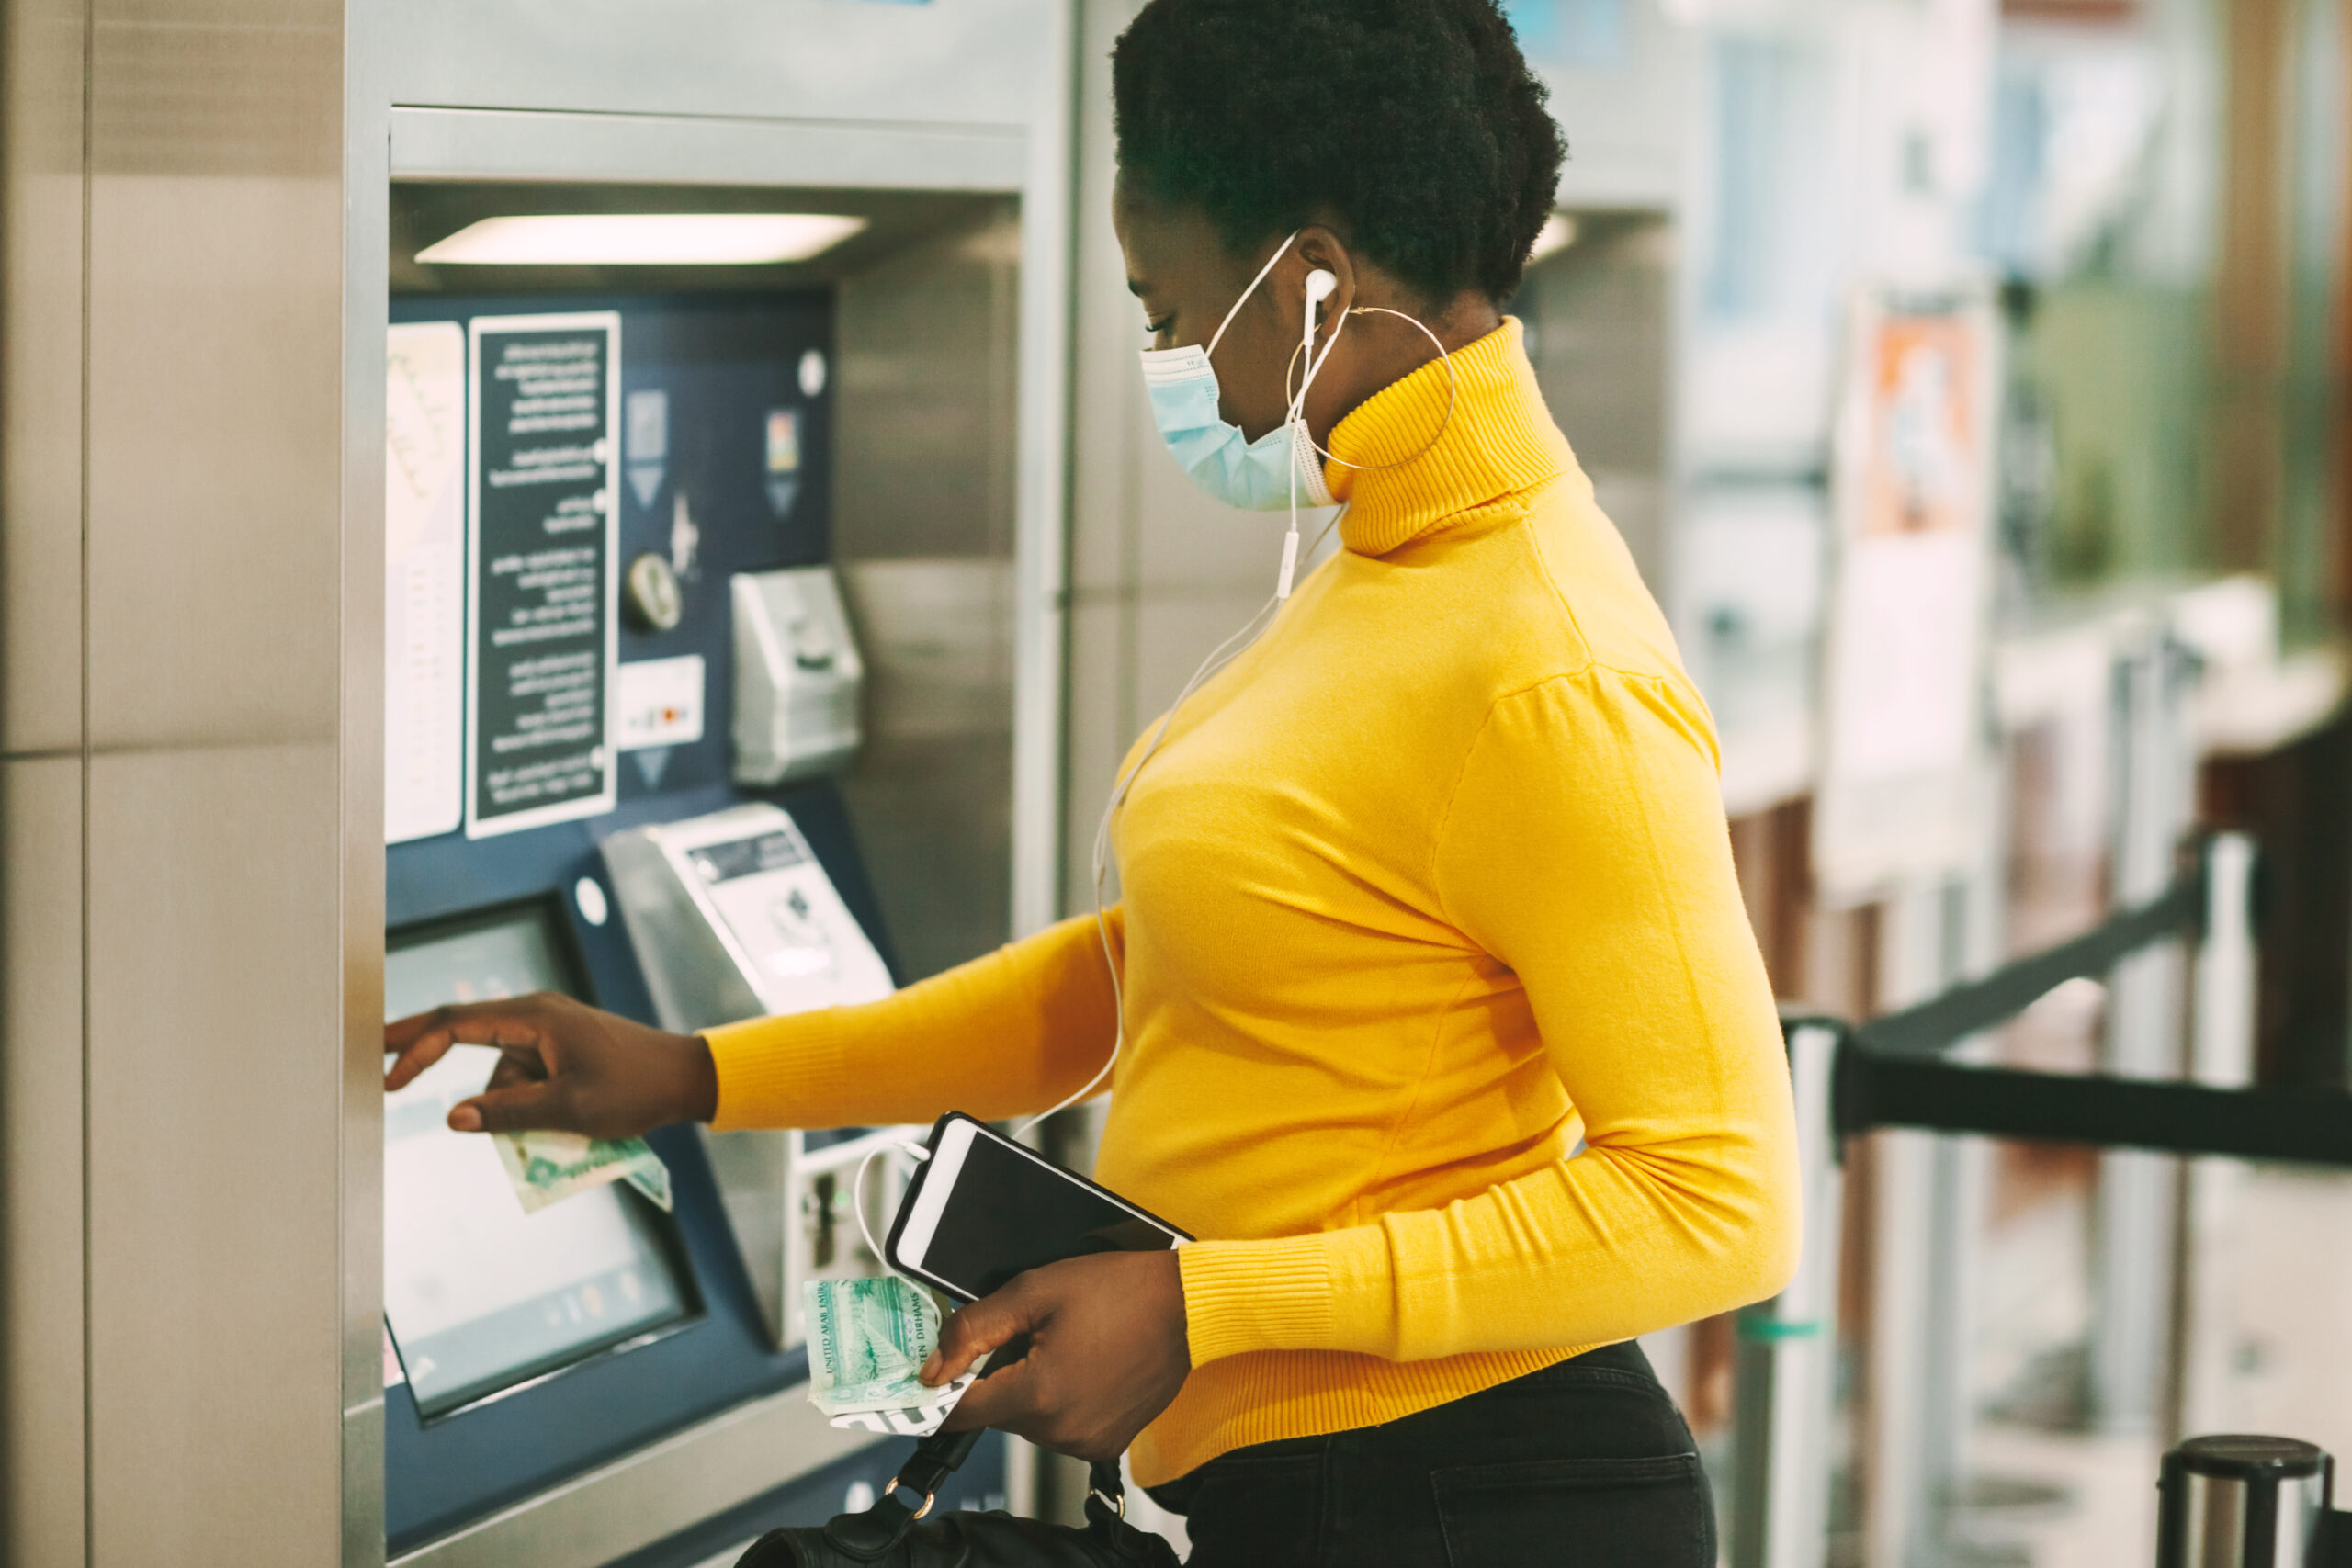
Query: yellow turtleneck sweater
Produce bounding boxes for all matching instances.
[706,318,1800,1486]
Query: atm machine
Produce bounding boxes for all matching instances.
[381,274,1010,1562]
[365,6,1072,1564]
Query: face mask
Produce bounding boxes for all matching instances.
[1137,232,1338,512]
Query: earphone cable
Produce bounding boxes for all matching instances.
[1013,500,1346,1137]
[1015,265,1345,1136]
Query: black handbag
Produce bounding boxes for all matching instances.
[734,1427,1182,1567]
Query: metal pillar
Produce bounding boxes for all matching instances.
[1739,832,2262,1568]
[1863,879,1965,1568]
[2093,628,2197,1434]
[1732,1021,1847,1568]
[2173,833,2259,1439]
[1818,840,2004,1568]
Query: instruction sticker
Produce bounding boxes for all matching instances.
[465,313,621,838]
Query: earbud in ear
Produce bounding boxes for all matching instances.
[1306,269,1338,304]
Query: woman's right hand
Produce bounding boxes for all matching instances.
[383,993,718,1139]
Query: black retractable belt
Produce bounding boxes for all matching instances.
[1851,868,2204,1060]
[734,1426,1180,1568]
[1803,838,2352,1170]
[1837,1053,2352,1166]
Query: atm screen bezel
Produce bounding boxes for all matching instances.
[381,843,813,1555]
[383,894,707,1423]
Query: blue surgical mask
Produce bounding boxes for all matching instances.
[1138,232,1338,511]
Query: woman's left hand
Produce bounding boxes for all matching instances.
[925,1249,1191,1461]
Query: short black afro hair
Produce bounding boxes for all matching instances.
[1112,0,1566,305]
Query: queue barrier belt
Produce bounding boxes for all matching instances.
[1849,873,2203,1059]
[1838,1055,2352,1168]
[1804,848,2352,1170]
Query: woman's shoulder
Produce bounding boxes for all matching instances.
[1431,470,1692,694]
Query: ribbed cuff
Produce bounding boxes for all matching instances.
[702,1009,846,1132]
[1178,1224,1394,1365]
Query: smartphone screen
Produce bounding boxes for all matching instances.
[896,1120,1182,1300]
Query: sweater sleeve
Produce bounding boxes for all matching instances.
[1175,670,1801,1365]
[703,908,1125,1133]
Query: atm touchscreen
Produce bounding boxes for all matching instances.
[384,901,696,1417]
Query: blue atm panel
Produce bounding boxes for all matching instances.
[383,287,999,1559]
[389,288,841,807]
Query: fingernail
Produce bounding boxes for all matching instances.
[919,1354,942,1384]
[448,1105,481,1132]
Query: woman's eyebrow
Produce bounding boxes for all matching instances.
[1126,276,1151,298]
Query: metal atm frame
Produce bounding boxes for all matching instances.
[0,4,1070,1566]
[365,10,1076,1563]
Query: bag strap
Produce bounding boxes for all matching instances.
[885,1426,985,1515]
[815,1429,985,1558]
[1083,1460,1128,1525]
[884,1432,1132,1515]
[820,1438,1159,1562]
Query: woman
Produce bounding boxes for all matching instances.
[384,2,1799,1561]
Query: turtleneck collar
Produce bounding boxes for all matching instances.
[1322,316,1571,558]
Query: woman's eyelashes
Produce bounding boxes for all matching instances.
[1144,310,1174,344]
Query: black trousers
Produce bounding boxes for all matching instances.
[1145,1343,1713,1568]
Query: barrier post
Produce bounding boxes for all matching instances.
[2093,627,2198,1433]
[2173,831,2259,1438]
[1726,837,2254,1564]
[1732,1020,1848,1568]
[2155,1435,2331,1568]
[1861,880,1969,1568]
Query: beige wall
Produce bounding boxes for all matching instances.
[0,3,373,1562]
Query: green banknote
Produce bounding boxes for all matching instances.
[806,1276,943,1416]
[493,1129,673,1214]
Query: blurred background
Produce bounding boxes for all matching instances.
[1069,0,2352,1562]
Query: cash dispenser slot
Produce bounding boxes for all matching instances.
[604,801,921,1351]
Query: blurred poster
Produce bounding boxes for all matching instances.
[1813,288,1999,898]
[386,321,467,844]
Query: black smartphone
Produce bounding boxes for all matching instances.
[883,1111,1191,1303]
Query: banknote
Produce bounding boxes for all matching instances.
[822,1371,979,1438]
[807,1275,941,1414]
[493,1129,673,1214]
[806,1276,984,1438]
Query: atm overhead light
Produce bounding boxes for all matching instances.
[415,213,869,266]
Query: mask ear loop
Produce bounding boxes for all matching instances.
[1284,306,1461,474]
